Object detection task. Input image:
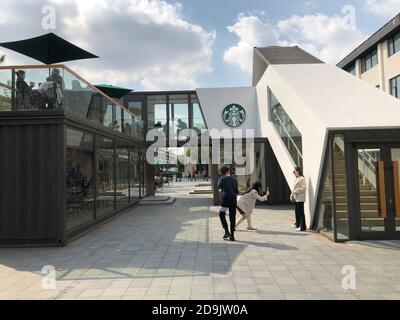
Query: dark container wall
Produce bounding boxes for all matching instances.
[0,112,65,246]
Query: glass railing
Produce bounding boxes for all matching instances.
[0,65,144,141]
[271,103,303,167]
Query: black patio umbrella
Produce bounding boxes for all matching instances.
[0,33,98,64]
[95,84,133,99]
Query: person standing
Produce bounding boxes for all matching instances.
[218,166,239,241]
[192,167,197,181]
[203,167,209,181]
[236,182,269,230]
[290,167,307,231]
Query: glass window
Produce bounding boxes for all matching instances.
[235,142,267,193]
[63,70,94,118]
[147,95,167,134]
[96,136,115,218]
[390,75,400,98]
[333,135,349,240]
[130,149,141,201]
[66,128,95,231]
[126,101,144,141]
[316,146,334,240]
[345,64,356,76]
[192,94,207,135]
[269,88,303,167]
[169,95,189,140]
[361,49,378,73]
[116,146,130,209]
[389,32,400,57]
[114,105,123,133]
[14,67,57,110]
[128,101,142,120]
[0,69,12,111]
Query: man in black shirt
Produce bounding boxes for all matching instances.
[218,166,239,241]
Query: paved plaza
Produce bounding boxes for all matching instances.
[1,182,400,300]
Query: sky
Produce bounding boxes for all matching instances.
[0,0,399,91]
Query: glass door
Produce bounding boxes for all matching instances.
[389,147,400,233]
[355,145,400,239]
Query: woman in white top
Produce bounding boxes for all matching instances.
[290,167,307,231]
[236,182,269,230]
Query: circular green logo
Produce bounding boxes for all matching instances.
[222,104,246,127]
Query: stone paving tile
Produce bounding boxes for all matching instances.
[1,181,400,300]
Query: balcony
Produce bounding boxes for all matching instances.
[0,65,144,141]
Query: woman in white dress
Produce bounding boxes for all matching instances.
[236,182,269,230]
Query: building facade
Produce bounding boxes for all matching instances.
[338,14,400,98]
[0,65,146,246]
[2,43,400,246]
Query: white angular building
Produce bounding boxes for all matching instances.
[192,46,400,242]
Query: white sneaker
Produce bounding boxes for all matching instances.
[295,227,302,231]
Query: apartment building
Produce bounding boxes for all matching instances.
[337,13,400,98]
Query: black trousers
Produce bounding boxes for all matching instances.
[295,202,306,231]
[219,197,237,235]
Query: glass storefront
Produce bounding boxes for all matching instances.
[66,128,95,231]
[96,136,115,218]
[141,92,207,141]
[65,128,143,233]
[116,147,130,209]
[130,149,141,201]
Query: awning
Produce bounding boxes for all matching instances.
[95,84,133,99]
[0,33,99,64]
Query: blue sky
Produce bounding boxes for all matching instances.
[0,0,399,90]
[177,0,394,87]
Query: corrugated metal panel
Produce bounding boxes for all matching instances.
[0,123,62,242]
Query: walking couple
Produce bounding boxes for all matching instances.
[217,166,269,241]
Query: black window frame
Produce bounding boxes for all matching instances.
[345,63,356,76]
[390,75,400,98]
[361,48,378,73]
[388,32,400,57]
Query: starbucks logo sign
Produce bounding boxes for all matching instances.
[222,104,246,127]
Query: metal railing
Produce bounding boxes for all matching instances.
[0,64,144,140]
[271,105,303,167]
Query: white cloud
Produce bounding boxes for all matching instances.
[223,15,279,71]
[0,0,215,90]
[224,12,367,72]
[366,0,400,18]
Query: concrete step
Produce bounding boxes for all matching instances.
[195,183,212,187]
[190,190,213,195]
[139,196,176,205]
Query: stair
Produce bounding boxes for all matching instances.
[333,149,381,222]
